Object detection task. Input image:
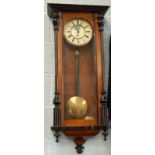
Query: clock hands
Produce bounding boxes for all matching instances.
[85,34,89,38]
[72,38,75,42]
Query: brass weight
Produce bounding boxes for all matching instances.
[66,50,88,119]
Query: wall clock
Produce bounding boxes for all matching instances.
[48,3,110,154]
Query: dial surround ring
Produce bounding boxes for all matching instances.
[64,18,93,47]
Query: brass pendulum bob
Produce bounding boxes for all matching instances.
[66,50,88,119]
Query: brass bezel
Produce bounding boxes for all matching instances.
[63,18,93,47]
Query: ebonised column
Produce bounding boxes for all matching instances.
[51,11,61,142]
[98,13,109,140]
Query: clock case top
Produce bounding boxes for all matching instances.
[48,3,109,16]
[48,3,110,152]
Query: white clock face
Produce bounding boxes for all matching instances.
[64,19,93,47]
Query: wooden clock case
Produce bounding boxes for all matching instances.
[47,3,110,154]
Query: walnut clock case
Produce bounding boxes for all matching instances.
[47,3,110,154]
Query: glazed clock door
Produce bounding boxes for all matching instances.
[57,12,103,132]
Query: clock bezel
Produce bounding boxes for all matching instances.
[63,18,94,47]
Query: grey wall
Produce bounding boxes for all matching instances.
[44,0,111,155]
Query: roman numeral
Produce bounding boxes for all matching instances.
[72,38,75,42]
[80,21,84,26]
[85,35,89,38]
[72,21,75,26]
[67,25,72,29]
[84,26,89,28]
[77,20,79,25]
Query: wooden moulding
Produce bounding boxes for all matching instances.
[48,3,109,15]
[74,137,86,154]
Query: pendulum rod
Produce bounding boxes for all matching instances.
[66,49,87,119]
[75,50,80,96]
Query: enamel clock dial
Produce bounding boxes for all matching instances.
[64,19,93,47]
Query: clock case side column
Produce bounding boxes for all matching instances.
[97,13,109,140]
[48,9,61,142]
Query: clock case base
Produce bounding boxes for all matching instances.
[48,3,110,154]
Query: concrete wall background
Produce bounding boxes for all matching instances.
[44,0,111,155]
